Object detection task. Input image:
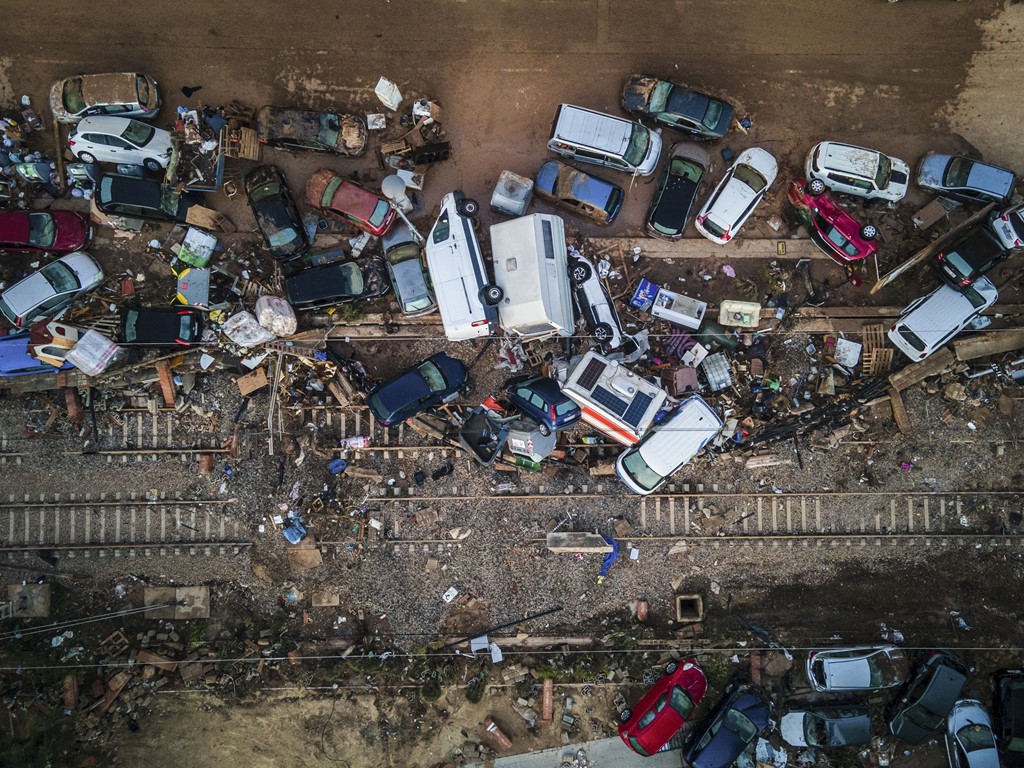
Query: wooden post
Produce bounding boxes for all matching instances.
[155,362,175,407]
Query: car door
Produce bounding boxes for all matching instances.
[80,132,113,161]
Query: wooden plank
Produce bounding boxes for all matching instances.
[888,387,912,435]
[953,329,1024,362]
[541,679,554,722]
[155,361,176,407]
[546,532,613,554]
[888,348,954,391]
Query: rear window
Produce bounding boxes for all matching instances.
[368,199,391,228]
[0,296,16,325]
[124,310,139,342]
[702,217,728,239]
[554,400,577,416]
[963,284,988,309]
[897,325,926,352]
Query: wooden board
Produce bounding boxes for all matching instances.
[888,387,912,435]
[186,205,236,233]
[546,532,613,553]
[888,348,954,391]
[954,329,1024,362]
[236,367,269,396]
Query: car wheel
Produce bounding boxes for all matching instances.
[569,260,592,284]
[619,709,632,724]
[143,158,163,172]
[538,421,552,437]
[457,198,480,218]
[593,323,613,342]
[860,224,878,241]
[665,661,679,675]
[480,284,504,306]
[807,178,827,196]
[78,151,97,164]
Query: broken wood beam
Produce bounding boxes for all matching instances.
[155,361,176,407]
[887,348,954,391]
[888,387,912,435]
[953,329,1024,362]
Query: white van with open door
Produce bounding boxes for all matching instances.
[490,214,574,342]
[424,191,501,341]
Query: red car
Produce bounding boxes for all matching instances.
[304,170,396,237]
[788,177,878,284]
[619,659,707,756]
[0,210,91,255]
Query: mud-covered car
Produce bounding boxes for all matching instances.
[304,170,396,237]
[381,220,436,317]
[244,165,309,261]
[49,72,161,124]
[685,684,772,768]
[534,160,623,225]
[645,143,712,240]
[917,154,1017,206]
[788,177,879,273]
[0,252,103,330]
[888,650,968,745]
[284,256,389,311]
[257,106,367,156]
[0,210,91,255]
[621,74,733,140]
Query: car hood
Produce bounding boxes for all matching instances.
[622,74,660,112]
[780,713,809,747]
[51,211,90,252]
[917,153,951,188]
[826,712,873,746]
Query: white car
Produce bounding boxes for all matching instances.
[989,202,1024,251]
[888,277,998,361]
[0,252,104,329]
[806,645,908,692]
[945,700,999,768]
[568,252,623,349]
[68,116,173,171]
[695,147,778,244]
[805,141,910,203]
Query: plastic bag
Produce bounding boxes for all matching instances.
[254,295,297,337]
[222,311,276,346]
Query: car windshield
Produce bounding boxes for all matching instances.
[136,76,151,107]
[26,213,56,248]
[432,211,450,243]
[875,154,893,188]
[623,125,650,167]
[317,113,341,150]
[40,261,78,293]
[668,686,695,718]
[368,199,392,228]
[417,360,446,393]
[898,326,926,352]
[814,213,860,257]
[62,78,86,112]
[1007,736,1024,753]
[957,723,995,752]
[723,707,758,740]
[622,450,663,492]
[179,314,192,340]
[121,120,155,146]
[702,100,723,130]
[734,163,767,193]
[945,157,972,188]
[648,81,672,113]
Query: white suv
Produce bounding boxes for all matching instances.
[805,141,909,203]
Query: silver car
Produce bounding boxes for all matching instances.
[806,645,908,692]
[0,252,104,329]
[946,700,999,768]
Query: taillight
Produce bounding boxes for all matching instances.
[919,353,926,360]
[936,252,944,262]
[722,231,731,242]
[1015,239,1023,247]
[471,319,488,327]
[550,404,556,423]
[960,278,970,286]
[697,215,706,224]
[68,139,75,147]
[1001,214,1010,222]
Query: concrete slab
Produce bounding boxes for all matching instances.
[312,590,340,608]
[144,586,210,619]
[494,737,682,768]
[143,587,178,619]
[287,537,324,571]
[7,583,50,618]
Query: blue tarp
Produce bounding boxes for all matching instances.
[598,536,619,581]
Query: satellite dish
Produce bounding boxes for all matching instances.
[381,174,413,213]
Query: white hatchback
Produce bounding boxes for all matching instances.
[695,147,778,244]
[68,116,173,171]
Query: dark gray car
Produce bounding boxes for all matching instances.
[888,651,968,745]
[917,154,1017,206]
[781,706,872,748]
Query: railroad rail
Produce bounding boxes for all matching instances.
[0,494,246,560]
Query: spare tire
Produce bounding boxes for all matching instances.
[457,198,480,218]
[480,284,504,306]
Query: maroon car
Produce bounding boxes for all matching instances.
[0,210,91,255]
[788,177,879,285]
[304,170,396,237]
[619,659,707,756]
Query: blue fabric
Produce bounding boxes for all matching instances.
[599,536,619,578]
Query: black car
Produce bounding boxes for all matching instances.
[645,143,711,241]
[368,353,468,426]
[685,684,772,768]
[244,165,309,261]
[888,650,968,745]
[284,257,389,311]
[994,669,1024,768]
[95,174,203,223]
[256,106,367,156]
[622,74,734,141]
[933,225,1010,289]
[119,307,204,346]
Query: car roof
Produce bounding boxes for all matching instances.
[818,141,883,178]
[100,174,163,207]
[965,160,1016,196]
[76,115,139,133]
[327,178,380,220]
[554,104,633,155]
[77,73,139,105]
[946,226,1005,268]
[286,261,361,303]
[901,276,998,347]
[0,211,30,243]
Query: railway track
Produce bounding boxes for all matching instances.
[0,493,248,560]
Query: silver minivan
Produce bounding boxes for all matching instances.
[547,104,662,177]
[615,395,722,495]
[887,276,998,361]
[424,191,500,341]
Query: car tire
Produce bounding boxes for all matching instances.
[78,151,97,164]
[480,284,504,306]
[860,224,878,240]
[143,158,163,172]
[619,709,632,724]
[569,260,592,284]
[457,198,480,218]
[593,323,613,342]
[665,661,679,675]
[807,178,827,196]
[538,421,552,437]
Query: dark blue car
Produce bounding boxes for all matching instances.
[369,352,468,426]
[506,376,580,435]
[685,684,772,768]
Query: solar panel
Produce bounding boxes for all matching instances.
[576,357,606,391]
[592,385,627,417]
[622,392,654,428]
